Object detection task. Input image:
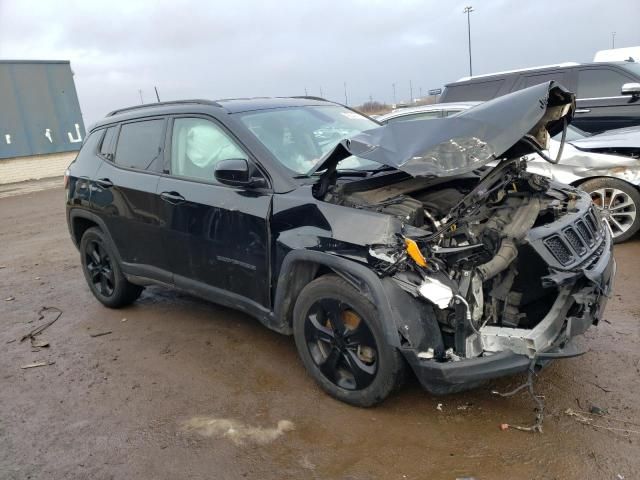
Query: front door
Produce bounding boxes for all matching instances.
[157,116,272,308]
[574,67,640,133]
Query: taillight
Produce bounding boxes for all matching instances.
[64,169,70,189]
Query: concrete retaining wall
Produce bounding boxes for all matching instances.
[0,151,76,185]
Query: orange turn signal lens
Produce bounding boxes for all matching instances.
[405,238,427,267]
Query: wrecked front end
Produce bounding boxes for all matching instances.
[325,162,615,393]
[315,82,616,393]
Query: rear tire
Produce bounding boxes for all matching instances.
[293,274,405,407]
[580,177,640,243]
[80,227,143,308]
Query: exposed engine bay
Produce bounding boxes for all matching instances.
[322,157,605,360]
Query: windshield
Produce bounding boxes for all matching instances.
[237,105,380,175]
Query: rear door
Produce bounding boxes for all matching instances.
[156,115,273,308]
[92,118,170,281]
[574,67,639,133]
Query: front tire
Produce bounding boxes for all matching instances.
[293,274,405,407]
[80,227,143,308]
[580,177,640,243]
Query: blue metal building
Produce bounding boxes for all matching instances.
[0,60,85,160]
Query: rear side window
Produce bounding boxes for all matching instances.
[99,126,118,160]
[519,72,564,89]
[577,69,632,98]
[385,111,441,124]
[114,119,165,171]
[442,79,503,102]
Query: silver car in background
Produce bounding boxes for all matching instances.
[378,103,640,242]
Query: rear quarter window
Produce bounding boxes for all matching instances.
[114,119,165,172]
[441,79,504,102]
[74,130,102,164]
[99,126,118,161]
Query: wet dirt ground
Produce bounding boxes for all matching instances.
[1,182,639,480]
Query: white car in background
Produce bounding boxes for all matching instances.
[378,103,640,242]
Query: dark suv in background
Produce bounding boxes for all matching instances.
[440,61,640,133]
[65,84,614,406]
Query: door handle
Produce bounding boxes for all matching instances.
[95,178,113,188]
[160,191,186,204]
[575,109,591,114]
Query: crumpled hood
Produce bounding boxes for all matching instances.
[312,81,575,178]
[570,125,640,151]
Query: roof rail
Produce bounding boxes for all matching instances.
[289,95,329,102]
[456,62,581,82]
[106,99,222,117]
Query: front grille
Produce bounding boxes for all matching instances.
[587,208,601,234]
[544,235,573,265]
[576,220,595,246]
[564,227,586,255]
[542,206,605,267]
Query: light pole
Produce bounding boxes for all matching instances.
[392,83,396,105]
[612,31,616,49]
[463,6,474,77]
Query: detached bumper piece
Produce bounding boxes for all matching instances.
[404,349,529,395]
[403,339,585,395]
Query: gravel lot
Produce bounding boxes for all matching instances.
[1,182,639,480]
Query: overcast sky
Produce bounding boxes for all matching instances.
[1,0,638,124]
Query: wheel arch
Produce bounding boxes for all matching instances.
[68,209,123,264]
[271,250,444,352]
[570,175,640,191]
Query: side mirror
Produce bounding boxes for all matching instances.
[621,82,640,96]
[214,159,267,188]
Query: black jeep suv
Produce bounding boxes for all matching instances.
[66,82,615,406]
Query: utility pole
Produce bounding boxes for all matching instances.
[409,80,413,104]
[154,86,161,102]
[319,86,324,98]
[419,87,423,99]
[612,31,616,48]
[304,87,308,96]
[392,83,396,105]
[138,89,144,104]
[463,6,474,77]
[344,81,348,105]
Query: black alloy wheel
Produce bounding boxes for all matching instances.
[293,274,406,407]
[85,240,115,297]
[304,298,378,391]
[80,227,143,308]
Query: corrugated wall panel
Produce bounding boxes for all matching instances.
[0,61,85,160]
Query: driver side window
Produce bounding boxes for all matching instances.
[171,118,247,181]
